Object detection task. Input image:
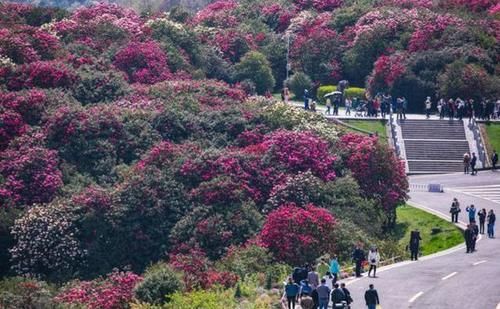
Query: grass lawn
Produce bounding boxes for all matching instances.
[393,204,463,256]
[481,122,500,158]
[343,119,388,140]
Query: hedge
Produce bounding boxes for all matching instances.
[316,85,366,104]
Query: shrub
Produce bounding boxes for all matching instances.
[234,51,275,95]
[72,66,129,104]
[0,109,27,151]
[134,263,182,304]
[317,85,366,103]
[218,243,272,279]
[287,72,312,98]
[8,60,77,90]
[0,277,58,308]
[260,203,336,265]
[164,289,237,309]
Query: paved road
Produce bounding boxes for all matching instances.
[344,171,500,309]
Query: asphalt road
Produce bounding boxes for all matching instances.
[344,171,500,309]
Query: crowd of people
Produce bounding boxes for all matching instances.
[284,262,380,309]
[450,198,496,253]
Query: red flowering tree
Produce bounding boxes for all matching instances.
[56,271,142,309]
[113,41,171,84]
[0,145,63,207]
[192,0,239,28]
[0,109,27,150]
[367,53,408,94]
[8,60,77,90]
[0,90,47,125]
[260,203,336,265]
[338,133,408,227]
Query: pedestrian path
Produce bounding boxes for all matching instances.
[447,184,500,204]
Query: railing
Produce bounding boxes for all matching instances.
[410,183,443,192]
[469,119,487,168]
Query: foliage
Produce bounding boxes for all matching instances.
[72,65,129,104]
[56,270,142,309]
[287,72,312,98]
[260,203,336,265]
[0,277,58,309]
[8,60,77,90]
[234,51,275,95]
[164,289,237,309]
[317,85,366,103]
[134,263,182,304]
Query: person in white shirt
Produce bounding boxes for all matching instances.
[368,247,380,278]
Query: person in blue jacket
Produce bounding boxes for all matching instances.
[329,255,340,283]
[285,277,299,309]
[466,204,476,224]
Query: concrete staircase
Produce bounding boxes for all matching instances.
[397,119,471,174]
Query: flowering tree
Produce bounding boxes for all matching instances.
[56,270,142,309]
[367,52,408,94]
[8,60,76,90]
[260,203,336,265]
[0,109,27,150]
[113,41,171,84]
[0,145,63,207]
[338,133,408,227]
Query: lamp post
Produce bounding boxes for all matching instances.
[285,34,290,87]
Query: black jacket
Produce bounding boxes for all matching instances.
[364,288,380,305]
[488,213,496,224]
[331,288,346,304]
[464,228,474,242]
[352,248,365,262]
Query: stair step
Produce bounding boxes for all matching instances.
[408,160,464,173]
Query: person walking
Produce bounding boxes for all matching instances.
[463,153,470,174]
[409,230,421,261]
[425,97,432,119]
[316,279,331,309]
[402,96,408,119]
[364,284,380,309]
[487,210,496,238]
[331,283,347,307]
[470,152,477,175]
[299,279,313,297]
[478,208,487,234]
[326,97,332,115]
[304,89,310,110]
[322,272,334,290]
[450,198,461,223]
[464,224,474,253]
[341,283,353,308]
[329,255,340,284]
[352,244,366,277]
[466,204,476,224]
[345,98,352,116]
[492,150,498,170]
[367,247,380,278]
[285,277,299,309]
[307,266,320,289]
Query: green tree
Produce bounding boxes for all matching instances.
[287,72,312,98]
[235,51,275,95]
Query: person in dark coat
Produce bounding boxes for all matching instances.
[470,152,477,175]
[471,222,479,252]
[352,243,365,277]
[487,210,496,238]
[331,283,346,306]
[409,230,421,261]
[341,283,353,307]
[478,208,487,234]
[449,198,461,223]
[492,150,498,170]
[364,284,380,309]
[464,224,474,253]
[293,266,308,284]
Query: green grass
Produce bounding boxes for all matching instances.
[482,122,500,158]
[343,119,388,140]
[393,205,463,256]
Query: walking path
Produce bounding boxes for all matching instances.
[343,171,500,309]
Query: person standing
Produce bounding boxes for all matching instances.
[402,96,408,119]
[409,230,421,261]
[345,98,352,116]
[492,150,498,170]
[463,153,471,174]
[326,97,332,115]
[425,97,432,119]
[396,97,404,120]
[487,210,496,238]
[304,89,310,110]
[478,208,487,234]
[329,255,340,284]
[470,152,478,175]
[352,243,366,277]
[307,267,320,289]
[285,277,299,309]
[367,247,380,278]
[466,204,476,224]
[471,222,479,252]
[316,279,331,309]
[464,224,474,253]
[450,198,461,223]
[364,284,380,309]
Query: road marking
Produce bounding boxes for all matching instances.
[441,272,458,280]
[473,260,487,266]
[409,291,424,303]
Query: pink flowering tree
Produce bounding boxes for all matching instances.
[0,109,27,150]
[113,41,172,84]
[338,133,408,227]
[192,0,239,28]
[367,52,408,94]
[7,60,77,90]
[56,270,142,309]
[0,144,63,207]
[260,203,336,265]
